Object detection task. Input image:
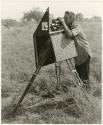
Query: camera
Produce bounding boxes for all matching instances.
[50,18,63,31]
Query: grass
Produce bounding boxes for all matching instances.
[1,21,102,124]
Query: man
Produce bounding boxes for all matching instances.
[58,11,93,90]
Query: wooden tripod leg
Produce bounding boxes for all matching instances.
[66,59,83,87]
[55,62,61,89]
[13,47,50,113]
[66,59,91,103]
[13,65,42,113]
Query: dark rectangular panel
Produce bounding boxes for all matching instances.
[33,8,56,67]
[34,34,56,67]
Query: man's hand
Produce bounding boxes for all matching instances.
[58,17,65,24]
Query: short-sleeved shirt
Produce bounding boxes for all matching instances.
[70,23,93,66]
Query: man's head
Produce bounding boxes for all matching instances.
[64,11,75,27]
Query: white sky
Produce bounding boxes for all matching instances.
[1,0,103,20]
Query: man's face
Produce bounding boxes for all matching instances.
[64,13,73,26]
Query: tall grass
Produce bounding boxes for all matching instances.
[1,21,102,123]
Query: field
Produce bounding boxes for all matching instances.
[1,21,102,124]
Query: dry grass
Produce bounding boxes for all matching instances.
[1,21,102,124]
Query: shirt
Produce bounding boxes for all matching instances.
[71,23,93,66]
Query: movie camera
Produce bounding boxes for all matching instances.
[50,18,63,31]
[13,8,86,114]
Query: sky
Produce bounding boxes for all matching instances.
[1,0,103,20]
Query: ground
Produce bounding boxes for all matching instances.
[1,21,102,124]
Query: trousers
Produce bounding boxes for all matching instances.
[75,56,90,82]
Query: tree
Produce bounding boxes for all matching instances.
[91,16,101,22]
[76,13,84,22]
[1,19,18,29]
[22,7,44,22]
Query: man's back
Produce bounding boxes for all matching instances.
[71,23,93,65]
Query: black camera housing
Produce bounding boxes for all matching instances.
[50,18,63,31]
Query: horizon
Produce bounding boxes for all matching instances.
[1,0,103,21]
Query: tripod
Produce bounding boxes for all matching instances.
[13,48,84,113]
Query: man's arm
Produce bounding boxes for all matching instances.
[58,17,73,38]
